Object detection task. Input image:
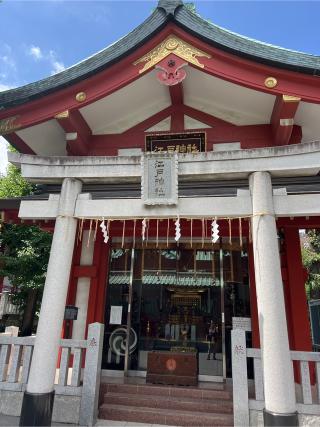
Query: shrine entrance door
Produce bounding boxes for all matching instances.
[102,241,251,380]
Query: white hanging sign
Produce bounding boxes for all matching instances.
[232,317,252,331]
[110,306,123,325]
[141,152,178,205]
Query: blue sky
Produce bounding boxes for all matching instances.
[1,0,320,173]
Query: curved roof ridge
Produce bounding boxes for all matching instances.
[175,6,320,73]
[208,18,319,58]
[1,1,320,110]
[157,0,183,16]
[0,7,167,109]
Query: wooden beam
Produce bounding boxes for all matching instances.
[171,105,184,131]
[3,133,36,155]
[89,124,275,155]
[169,84,184,131]
[73,265,97,278]
[183,105,235,127]
[122,106,173,134]
[55,109,91,155]
[169,83,184,105]
[270,95,300,146]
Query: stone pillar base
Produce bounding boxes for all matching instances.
[19,390,54,426]
[263,408,298,427]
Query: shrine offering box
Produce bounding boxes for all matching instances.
[146,350,198,386]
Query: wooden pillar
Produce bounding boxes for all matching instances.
[283,227,311,352]
[283,227,313,384]
[85,232,110,333]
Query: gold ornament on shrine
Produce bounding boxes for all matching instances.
[264,77,278,88]
[282,94,301,103]
[0,116,21,135]
[54,110,70,119]
[134,35,211,74]
[75,92,87,102]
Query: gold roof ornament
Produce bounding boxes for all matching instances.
[0,116,21,135]
[264,77,278,88]
[282,94,301,102]
[134,36,211,74]
[75,92,87,102]
[54,110,70,119]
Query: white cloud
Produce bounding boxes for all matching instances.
[0,44,19,89]
[28,45,43,60]
[0,137,8,176]
[0,83,13,92]
[51,60,65,75]
[0,55,16,70]
[27,45,65,75]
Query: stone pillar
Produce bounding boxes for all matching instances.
[249,172,297,426]
[20,178,82,427]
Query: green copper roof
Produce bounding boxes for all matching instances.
[109,271,216,287]
[1,0,319,110]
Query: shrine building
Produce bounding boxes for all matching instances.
[1,1,320,426]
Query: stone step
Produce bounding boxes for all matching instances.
[100,382,232,401]
[103,392,233,414]
[99,403,234,426]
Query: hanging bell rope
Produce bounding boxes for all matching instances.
[239,217,243,249]
[146,218,149,247]
[228,218,232,245]
[93,218,99,242]
[133,219,136,248]
[121,220,126,248]
[201,218,205,249]
[78,218,84,244]
[87,219,93,247]
[156,219,159,248]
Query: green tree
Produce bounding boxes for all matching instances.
[301,230,320,300]
[0,145,34,198]
[0,145,49,335]
[0,224,52,335]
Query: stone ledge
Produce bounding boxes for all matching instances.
[0,390,80,424]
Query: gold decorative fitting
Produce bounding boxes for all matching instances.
[0,116,21,135]
[75,92,86,102]
[264,77,278,88]
[282,94,301,103]
[134,36,211,74]
[54,110,69,119]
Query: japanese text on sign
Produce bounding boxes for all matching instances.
[153,144,199,154]
[153,159,166,197]
[145,132,205,153]
[141,153,178,205]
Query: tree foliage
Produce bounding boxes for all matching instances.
[0,224,52,309]
[0,145,34,198]
[0,146,48,332]
[0,164,34,198]
[301,229,320,300]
